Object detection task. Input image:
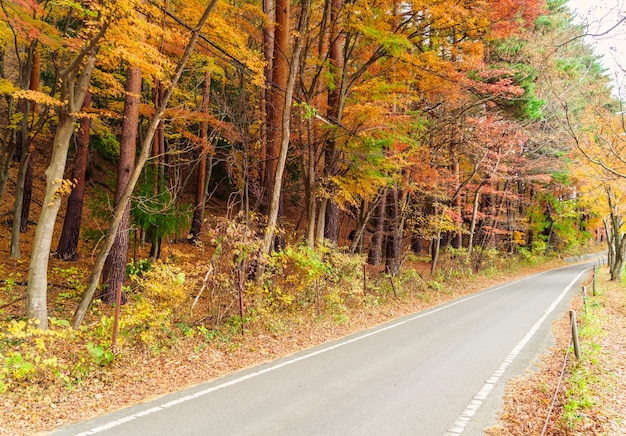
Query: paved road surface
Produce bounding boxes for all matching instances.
[50,262,592,436]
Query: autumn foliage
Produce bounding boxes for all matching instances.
[0,0,620,431]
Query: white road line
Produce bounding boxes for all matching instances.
[444,268,589,435]
[70,267,579,436]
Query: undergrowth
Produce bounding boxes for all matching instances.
[0,244,570,427]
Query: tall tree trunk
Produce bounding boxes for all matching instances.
[189,72,211,243]
[384,187,401,275]
[102,66,142,304]
[263,0,289,217]
[10,49,40,258]
[57,91,92,261]
[260,0,311,256]
[27,32,104,329]
[322,0,344,244]
[74,0,219,328]
[260,0,274,188]
[606,187,626,281]
[20,47,41,232]
[148,79,165,258]
[304,115,316,248]
[451,159,462,248]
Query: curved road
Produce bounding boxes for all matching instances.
[50,262,592,436]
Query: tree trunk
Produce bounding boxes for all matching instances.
[467,181,486,258]
[26,42,100,329]
[321,0,344,244]
[10,49,40,258]
[260,0,274,187]
[21,48,41,232]
[102,66,142,304]
[385,187,401,275]
[431,207,445,275]
[260,0,311,257]
[27,113,81,329]
[606,187,626,281]
[57,91,92,261]
[189,72,211,243]
[263,0,289,217]
[304,115,316,248]
[368,191,386,266]
[451,159,462,249]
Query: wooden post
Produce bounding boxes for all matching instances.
[238,262,245,336]
[112,282,123,348]
[387,266,398,299]
[569,310,581,359]
[582,285,587,308]
[363,264,367,296]
[592,265,597,296]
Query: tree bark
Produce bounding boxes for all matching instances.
[260,0,274,187]
[189,72,211,242]
[260,0,311,257]
[368,191,386,266]
[385,187,401,275]
[102,66,142,304]
[467,181,486,258]
[10,49,40,258]
[322,0,344,244]
[26,30,103,329]
[263,0,289,217]
[57,91,92,261]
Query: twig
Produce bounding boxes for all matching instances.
[190,264,213,313]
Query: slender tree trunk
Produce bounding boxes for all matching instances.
[148,79,165,257]
[451,159,462,249]
[322,0,344,244]
[73,0,219,328]
[368,192,386,266]
[10,49,40,258]
[56,91,92,261]
[20,48,41,232]
[260,0,274,188]
[385,187,401,275]
[20,147,34,232]
[102,66,142,304]
[431,206,446,275]
[304,115,316,248]
[190,72,211,242]
[467,181,486,258]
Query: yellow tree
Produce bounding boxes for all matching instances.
[23,1,121,329]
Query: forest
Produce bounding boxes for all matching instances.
[1,0,626,431]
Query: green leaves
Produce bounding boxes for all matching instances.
[87,342,114,366]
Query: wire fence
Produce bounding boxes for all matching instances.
[540,312,576,435]
[540,274,593,435]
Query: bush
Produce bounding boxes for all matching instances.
[119,263,189,352]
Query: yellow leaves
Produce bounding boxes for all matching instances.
[48,179,76,207]
[12,89,63,107]
[0,78,18,96]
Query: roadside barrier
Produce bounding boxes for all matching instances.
[540,281,587,435]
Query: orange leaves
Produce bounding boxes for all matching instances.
[486,0,545,38]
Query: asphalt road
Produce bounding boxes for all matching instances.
[49,262,592,436]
